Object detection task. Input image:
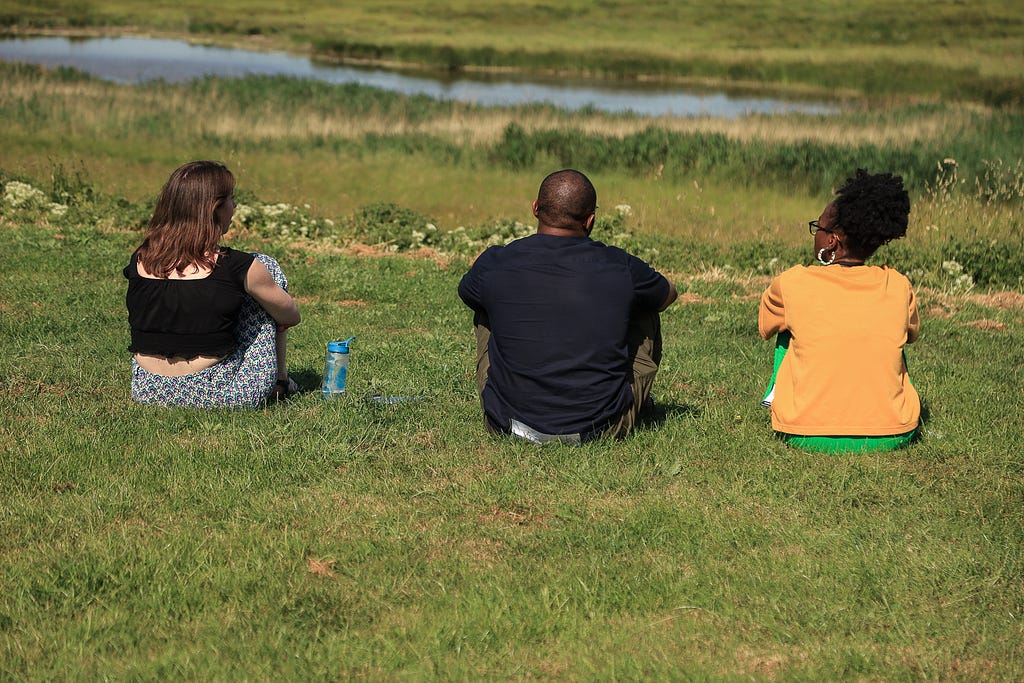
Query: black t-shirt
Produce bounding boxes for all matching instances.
[125,246,255,358]
[458,234,670,435]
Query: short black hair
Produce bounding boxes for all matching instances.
[833,169,910,258]
[535,169,597,230]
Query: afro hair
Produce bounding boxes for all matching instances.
[833,169,910,258]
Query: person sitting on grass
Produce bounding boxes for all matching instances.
[458,169,678,444]
[758,169,921,453]
[124,160,301,407]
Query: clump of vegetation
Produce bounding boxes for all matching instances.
[489,121,996,198]
[5,159,1021,290]
[908,158,1024,289]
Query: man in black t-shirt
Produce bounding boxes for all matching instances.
[458,169,678,443]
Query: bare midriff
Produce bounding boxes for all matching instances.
[133,258,226,376]
[134,352,226,376]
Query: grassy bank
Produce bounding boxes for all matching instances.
[2,63,1022,288]
[1,1,1023,104]
[2,5,1022,678]
[1,176,1022,679]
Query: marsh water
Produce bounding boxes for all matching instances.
[0,36,836,118]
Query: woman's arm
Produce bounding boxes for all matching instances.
[758,276,786,340]
[245,260,301,327]
[906,287,920,344]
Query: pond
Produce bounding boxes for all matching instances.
[0,36,837,119]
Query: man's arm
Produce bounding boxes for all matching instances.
[459,247,499,310]
[658,281,678,312]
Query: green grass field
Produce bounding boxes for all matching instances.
[1,177,1022,679]
[1,2,1023,678]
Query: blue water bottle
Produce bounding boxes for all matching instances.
[322,337,355,399]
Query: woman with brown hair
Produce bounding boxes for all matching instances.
[124,161,301,407]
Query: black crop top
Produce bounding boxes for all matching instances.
[125,247,256,358]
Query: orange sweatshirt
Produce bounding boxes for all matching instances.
[758,264,920,436]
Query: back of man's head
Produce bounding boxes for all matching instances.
[535,169,597,232]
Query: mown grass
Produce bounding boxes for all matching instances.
[1,180,1022,679]
[2,0,1023,104]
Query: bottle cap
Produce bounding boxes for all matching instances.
[327,336,356,353]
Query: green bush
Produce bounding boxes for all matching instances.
[350,202,437,250]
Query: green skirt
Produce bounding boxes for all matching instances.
[779,431,916,454]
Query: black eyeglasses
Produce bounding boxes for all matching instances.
[808,220,836,235]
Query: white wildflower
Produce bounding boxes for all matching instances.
[262,203,292,218]
[48,202,68,217]
[234,203,257,224]
[941,260,963,276]
[4,181,47,207]
[614,204,632,217]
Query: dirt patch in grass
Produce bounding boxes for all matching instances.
[9,378,70,398]
[460,537,505,570]
[731,645,808,680]
[676,291,712,305]
[921,289,1024,314]
[478,503,547,529]
[971,291,1024,310]
[306,556,337,578]
[925,300,959,318]
[961,318,1008,331]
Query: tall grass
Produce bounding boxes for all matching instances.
[2,0,1023,103]
[1,63,1022,290]
[4,65,1021,186]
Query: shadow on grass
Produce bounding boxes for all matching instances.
[290,368,323,396]
[912,396,934,445]
[642,400,701,429]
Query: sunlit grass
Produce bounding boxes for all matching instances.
[2,63,1021,251]
[0,66,990,148]
[0,6,1022,677]
[0,196,1021,678]
[3,0,1023,101]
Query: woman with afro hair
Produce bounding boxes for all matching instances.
[758,169,920,453]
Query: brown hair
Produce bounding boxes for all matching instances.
[136,161,235,277]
